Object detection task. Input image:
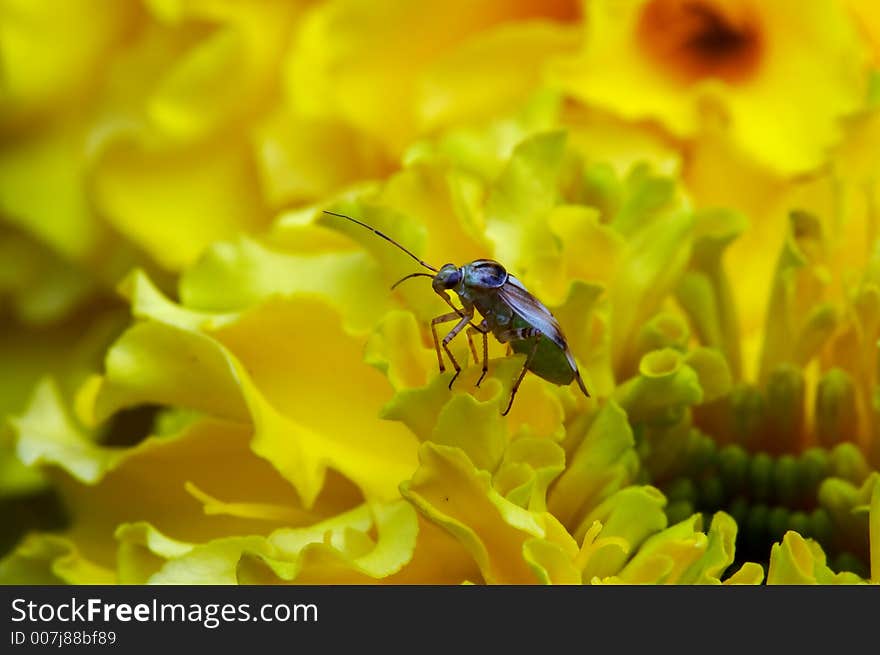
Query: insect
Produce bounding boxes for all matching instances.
[324,210,590,415]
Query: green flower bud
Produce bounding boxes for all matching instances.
[665,477,697,503]
[698,475,726,509]
[832,552,869,579]
[683,431,717,477]
[818,477,860,522]
[815,368,858,447]
[773,454,800,506]
[767,506,791,541]
[729,384,765,448]
[727,496,749,526]
[787,510,810,538]
[665,499,695,526]
[808,507,833,546]
[717,444,749,495]
[744,503,770,554]
[763,364,805,453]
[749,452,774,502]
[798,447,830,499]
[829,443,870,484]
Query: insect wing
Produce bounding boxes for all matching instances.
[500,276,586,381]
[499,277,567,350]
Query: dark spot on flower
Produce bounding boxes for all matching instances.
[638,0,763,84]
[100,404,161,447]
[0,490,69,558]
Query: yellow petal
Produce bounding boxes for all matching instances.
[0,0,137,122]
[145,1,300,141]
[184,482,313,524]
[94,320,249,425]
[616,514,708,584]
[115,522,193,584]
[554,0,871,173]
[678,512,743,584]
[767,531,865,584]
[212,298,419,506]
[285,0,579,156]
[484,131,567,279]
[0,533,114,585]
[179,234,392,334]
[406,89,562,181]
[723,562,765,584]
[364,311,436,391]
[609,203,693,375]
[12,377,362,569]
[523,537,581,584]
[416,22,579,133]
[430,392,508,472]
[92,137,269,271]
[255,110,392,207]
[400,442,546,584]
[578,486,668,579]
[95,272,419,507]
[0,118,106,262]
[138,500,421,584]
[676,208,749,377]
[493,437,565,512]
[548,401,638,536]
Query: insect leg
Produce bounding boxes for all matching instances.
[497,327,541,416]
[464,318,489,362]
[467,321,490,387]
[465,327,480,366]
[431,312,464,373]
[437,291,467,318]
[441,313,474,389]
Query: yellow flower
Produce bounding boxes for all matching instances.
[552,0,872,174]
[0,0,595,580]
[0,110,763,584]
[1,0,585,276]
[846,0,880,64]
[286,0,580,156]
[3,0,880,587]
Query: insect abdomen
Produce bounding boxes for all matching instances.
[510,335,575,385]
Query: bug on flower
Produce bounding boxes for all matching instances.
[324,210,590,415]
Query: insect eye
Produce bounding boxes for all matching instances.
[445,269,462,288]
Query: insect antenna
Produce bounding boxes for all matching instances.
[323,210,438,272]
[390,272,435,290]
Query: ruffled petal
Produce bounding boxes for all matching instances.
[400,442,553,584]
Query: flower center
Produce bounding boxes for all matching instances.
[652,439,873,578]
[637,0,763,84]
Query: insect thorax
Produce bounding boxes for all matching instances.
[462,260,507,289]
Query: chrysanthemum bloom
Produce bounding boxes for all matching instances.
[4,96,878,583]
[2,1,880,585]
[0,0,582,274]
[553,0,870,174]
[550,0,876,364]
[0,0,586,561]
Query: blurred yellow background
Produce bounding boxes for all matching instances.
[1,0,878,584]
